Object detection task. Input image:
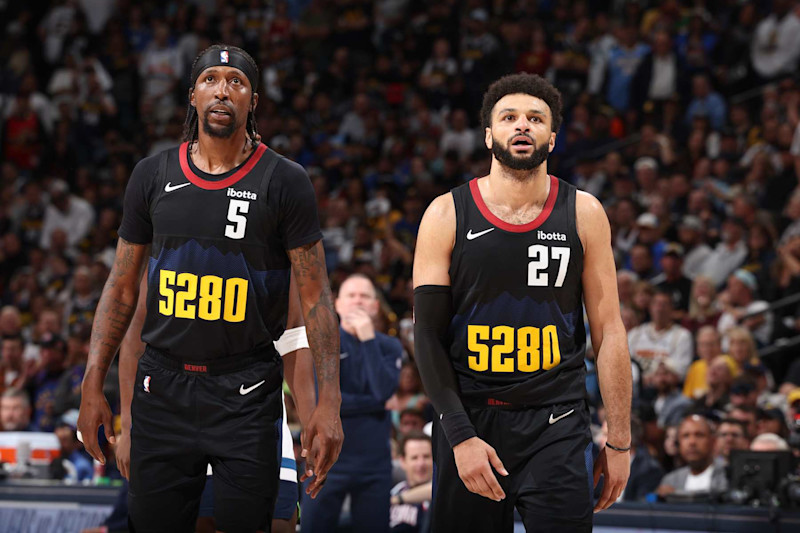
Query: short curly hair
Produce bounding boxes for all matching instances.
[480,73,563,133]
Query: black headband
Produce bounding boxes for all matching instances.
[191,47,259,92]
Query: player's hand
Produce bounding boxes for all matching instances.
[300,403,343,498]
[453,437,508,501]
[115,431,131,480]
[77,388,115,465]
[593,445,631,513]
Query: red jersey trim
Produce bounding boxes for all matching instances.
[469,175,559,233]
[179,142,267,190]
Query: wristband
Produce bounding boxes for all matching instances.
[605,442,631,452]
[274,326,309,356]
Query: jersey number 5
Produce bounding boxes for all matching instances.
[225,200,249,239]
[528,245,570,287]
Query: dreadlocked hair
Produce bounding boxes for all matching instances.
[183,44,260,149]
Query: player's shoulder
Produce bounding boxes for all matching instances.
[128,146,180,188]
[271,151,310,182]
[421,191,455,223]
[574,189,609,238]
[574,189,605,216]
[131,150,166,176]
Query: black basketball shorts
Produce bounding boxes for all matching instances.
[128,346,283,533]
[430,398,594,533]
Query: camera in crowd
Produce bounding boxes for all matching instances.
[726,450,800,508]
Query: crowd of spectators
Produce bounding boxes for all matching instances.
[2,0,800,523]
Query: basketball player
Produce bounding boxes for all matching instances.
[77,45,342,532]
[114,274,313,533]
[413,73,632,532]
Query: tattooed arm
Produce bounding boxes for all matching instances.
[78,239,149,464]
[287,240,342,498]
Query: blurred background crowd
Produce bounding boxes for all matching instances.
[2,0,800,529]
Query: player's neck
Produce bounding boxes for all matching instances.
[484,162,550,211]
[191,131,255,174]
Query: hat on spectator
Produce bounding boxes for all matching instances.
[679,215,704,232]
[40,332,65,350]
[743,361,768,376]
[732,269,757,293]
[636,213,658,229]
[756,407,786,422]
[634,157,658,172]
[470,8,489,22]
[49,180,69,197]
[730,377,756,396]
[664,243,684,259]
[787,389,800,407]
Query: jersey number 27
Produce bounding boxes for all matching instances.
[528,245,570,287]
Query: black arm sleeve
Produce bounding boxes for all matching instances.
[273,158,323,250]
[118,155,159,244]
[414,285,476,448]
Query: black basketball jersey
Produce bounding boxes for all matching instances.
[448,175,586,405]
[118,142,322,361]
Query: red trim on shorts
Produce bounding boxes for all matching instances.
[470,175,559,233]
[179,142,267,190]
[487,398,512,406]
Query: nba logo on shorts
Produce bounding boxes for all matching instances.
[220,51,229,63]
[143,375,151,393]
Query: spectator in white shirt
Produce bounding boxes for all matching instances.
[338,93,370,144]
[630,30,678,110]
[657,415,728,498]
[628,290,694,380]
[139,22,182,124]
[698,217,748,288]
[677,215,712,279]
[439,109,476,162]
[39,180,95,251]
[717,269,773,348]
[750,0,800,80]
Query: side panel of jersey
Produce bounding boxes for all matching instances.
[448,176,587,405]
[143,144,290,360]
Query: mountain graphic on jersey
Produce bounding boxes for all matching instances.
[148,238,289,300]
[450,290,581,342]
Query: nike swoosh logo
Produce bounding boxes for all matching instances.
[466,228,495,240]
[339,352,349,360]
[165,182,191,192]
[239,380,266,395]
[548,409,574,425]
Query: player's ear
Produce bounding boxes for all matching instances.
[485,127,493,149]
[251,92,258,113]
[549,130,556,152]
[188,88,195,108]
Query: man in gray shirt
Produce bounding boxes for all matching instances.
[657,415,728,499]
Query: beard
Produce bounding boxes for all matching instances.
[491,136,550,172]
[201,105,240,139]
